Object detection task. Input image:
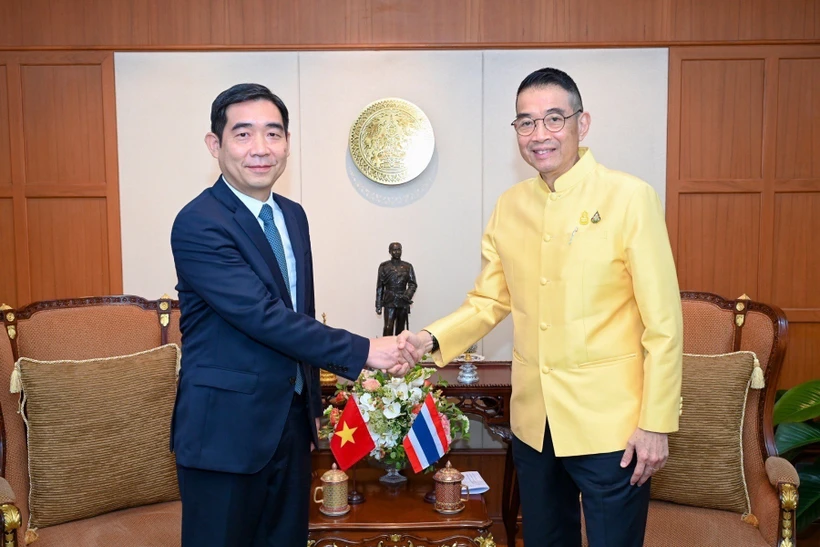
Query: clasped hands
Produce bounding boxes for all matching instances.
[365,329,431,377]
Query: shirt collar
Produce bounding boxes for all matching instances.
[222,175,275,218]
[536,147,597,195]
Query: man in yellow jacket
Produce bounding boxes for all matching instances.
[403,68,683,546]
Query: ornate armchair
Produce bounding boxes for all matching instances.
[0,296,182,547]
[503,292,798,546]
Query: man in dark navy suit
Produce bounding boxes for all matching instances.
[170,83,419,547]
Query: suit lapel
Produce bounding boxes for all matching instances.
[274,194,306,314]
[212,179,294,310]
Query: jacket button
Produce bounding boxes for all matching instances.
[289,377,297,385]
[543,366,551,374]
[549,193,558,201]
[544,234,552,242]
[540,322,550,330]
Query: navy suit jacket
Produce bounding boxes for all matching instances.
[170,178,368,474]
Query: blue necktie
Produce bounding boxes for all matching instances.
[259,204,303,394]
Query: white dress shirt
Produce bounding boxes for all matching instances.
[223,176,298,311]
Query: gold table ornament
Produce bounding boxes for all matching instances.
[319,313,337,386]
[349,98,435,185]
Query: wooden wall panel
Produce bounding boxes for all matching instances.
[679,59,764,181]
[772,193,820,310]
[0,51,121,307]
[371,0,480,44]
[676,193,761,297]
[225,0,299,46]
[15,0,226,48]
[0,0,816,47]
[477,0,670,44]
[0,65,10,187]
[0,199,17,307]
[781,323,820,389]
[26,198,110,302]
[671,0,820,42]
[0,1,22,49]
[477,0,570,44]
[20,64,106,186]
[670,45,820,388]
[146,0,226,46]
[293,0,374,45]
[776,58,820,180]
[561,0,671,43]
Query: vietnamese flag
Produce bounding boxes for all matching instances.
[330,398,376,471]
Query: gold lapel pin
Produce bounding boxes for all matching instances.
[591,211,601,224]
[580,211,590,225]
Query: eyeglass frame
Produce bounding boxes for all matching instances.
[510,109,583,136]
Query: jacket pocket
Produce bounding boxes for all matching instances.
[512,348,529,365]
[193,366,258,394]
[577,353,636,369]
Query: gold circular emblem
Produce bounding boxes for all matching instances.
[349,98,434,185]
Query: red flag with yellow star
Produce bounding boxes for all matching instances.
[330,398,376,471]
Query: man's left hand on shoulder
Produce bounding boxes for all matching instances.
[620,428,668,487]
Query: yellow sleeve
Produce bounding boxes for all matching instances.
[424,205,512,367]
[623,184,683,433]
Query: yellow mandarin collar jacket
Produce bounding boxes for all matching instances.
[425,148,683,456]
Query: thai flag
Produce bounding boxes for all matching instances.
[403,393,450,473]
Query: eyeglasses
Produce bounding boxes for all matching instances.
[511,109,583,136]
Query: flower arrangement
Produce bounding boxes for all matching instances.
[320,364,470,471]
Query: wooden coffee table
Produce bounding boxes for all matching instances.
[308,468,496,547]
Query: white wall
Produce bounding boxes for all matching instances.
[116,52,300,299]
[480,49,669,359]
[115,49,667,359]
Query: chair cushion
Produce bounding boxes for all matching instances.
[650,351,757,516]
[30,501,181,547]
[580,500,770,547]
[13,344,180,529]
[643,501,770,547]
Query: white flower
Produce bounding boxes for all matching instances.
[383,401,401,419]
[409,387,423,402]
[410,375,425,388]
[358,393,376,411]
[393,383,409,401]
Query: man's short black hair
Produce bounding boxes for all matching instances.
[210,83,289,143]
[517,68,583,112]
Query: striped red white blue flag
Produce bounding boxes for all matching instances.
[403,393,450,473]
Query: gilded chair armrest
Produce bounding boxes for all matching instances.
[766,457,800,488]
[0,478,14,507]
[766,457,799,547]
[0,477,20,547]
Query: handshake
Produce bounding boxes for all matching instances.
[365,330,434,377]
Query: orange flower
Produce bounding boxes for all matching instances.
[329,407,342,426]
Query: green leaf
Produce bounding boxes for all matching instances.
[796,462,820,533]
[775,422,820,455]
[773,380,820,425]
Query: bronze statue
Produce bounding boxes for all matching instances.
[376,242,417,336]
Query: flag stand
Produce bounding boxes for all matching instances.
[347,462,365,505]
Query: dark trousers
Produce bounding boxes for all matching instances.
[382,306,409,336]
[177,393,312,547]
[512,419,650,547]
